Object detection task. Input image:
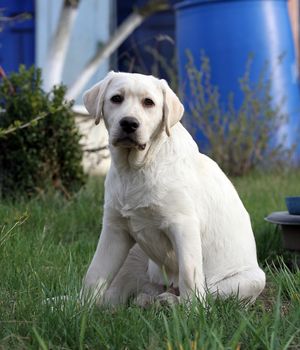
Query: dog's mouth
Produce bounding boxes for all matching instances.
[112,137,146,151]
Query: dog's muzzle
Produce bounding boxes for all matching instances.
[112,116,146,151]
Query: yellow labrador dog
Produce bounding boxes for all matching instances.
[82,71,265,306]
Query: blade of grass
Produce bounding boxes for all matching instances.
[32,327,48,350]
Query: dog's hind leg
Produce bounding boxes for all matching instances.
[207,266,266,303]
[104,244,164,305]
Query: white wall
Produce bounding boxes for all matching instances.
[35,0,111,103]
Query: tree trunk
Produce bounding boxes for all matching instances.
[44,0,80,91]
[66,12,144,100]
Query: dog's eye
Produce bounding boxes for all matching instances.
[143,98,155,107]
[111,95,124,103]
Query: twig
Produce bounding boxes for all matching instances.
[0,12,31,23]
[0,114,47,136]
[52,176,72,200]
[0,66,15,94]
[0,66,6,78]
[83,145,108,153]
[0,214,29,247]
[0,106,65,137]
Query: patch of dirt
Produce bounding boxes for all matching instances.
[257,280,291,316]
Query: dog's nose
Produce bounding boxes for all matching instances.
[119,117,140,134]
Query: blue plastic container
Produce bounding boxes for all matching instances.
[175,0,300,160]
[285,196,300,215]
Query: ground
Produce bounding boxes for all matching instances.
[0,171,300,349]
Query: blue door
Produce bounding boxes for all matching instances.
[0,0,35,74]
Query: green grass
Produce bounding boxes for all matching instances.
[1,172,300,349]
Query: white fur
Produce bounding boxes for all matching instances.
[82,72,265,305]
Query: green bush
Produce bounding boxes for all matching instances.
[0,65,85,197]
[186,52,295,176]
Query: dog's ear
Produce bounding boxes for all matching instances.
[160,79,184,136]
[83,71,115,125]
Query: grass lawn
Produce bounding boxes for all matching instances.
[1,171,300,349]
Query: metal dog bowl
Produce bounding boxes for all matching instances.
[265,211,300,251]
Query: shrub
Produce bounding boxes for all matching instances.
[185,52,295,176]
[0,65,85,197]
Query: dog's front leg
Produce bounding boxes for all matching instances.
[83,209,134,304]
[168,218,205,302]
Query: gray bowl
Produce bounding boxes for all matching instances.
[265,211,300,251]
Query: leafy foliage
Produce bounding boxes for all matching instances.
[186,52,295,176]
[0,65,85,197]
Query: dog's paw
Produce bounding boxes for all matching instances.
[103,287,126,306]
[133,293,154,308]
[155,292,180,307]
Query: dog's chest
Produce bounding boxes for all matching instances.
[110,169,167,210]
[107,169,177,269]
[124,207,176,270]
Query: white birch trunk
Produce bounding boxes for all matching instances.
[44,2,79,91]
[66,12,144,100]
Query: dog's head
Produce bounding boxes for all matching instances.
[83,71,184,151]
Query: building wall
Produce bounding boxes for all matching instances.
[35,0,111,103]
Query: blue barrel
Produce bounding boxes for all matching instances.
[175,0,300,161]
[0,0,35,74]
